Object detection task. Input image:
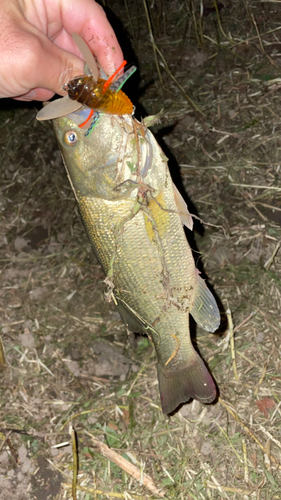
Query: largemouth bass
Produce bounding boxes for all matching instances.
[50,108,220,414]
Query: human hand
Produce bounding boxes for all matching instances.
[0,0,123,101]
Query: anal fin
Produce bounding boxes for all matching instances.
[190,270,220,332]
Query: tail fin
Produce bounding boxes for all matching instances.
[157,354,216,414]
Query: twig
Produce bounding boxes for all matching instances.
[230,183,281,191]
[206,483,254,495]
[251,13,279,68]
[153,44,205,117]
[242,439,249,483]
[258,424,281,451]
[219,398,281,471]
[226,306,238,381]
[124,0,134,35]
[233,311,257,333]
[189,212,227,236]
[63,484,147,499]
[254,360,269,396]
[264,241,281,271]
[0,430,13,453]
[191,0,204,47]
[85,431,165,497]
[142,0,163,87]
[0,337,6,371]
[214,0,234,43]
[216,422,243,463]
[70,425,78,500]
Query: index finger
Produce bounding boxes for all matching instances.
[55,0,124,75]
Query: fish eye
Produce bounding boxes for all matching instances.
[64,130,78,146]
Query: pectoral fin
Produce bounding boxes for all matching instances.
[115,295,157,338]
[190,270,220,332]
[157,351,216,414]
[116,298,147,335]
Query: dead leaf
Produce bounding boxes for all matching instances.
[256,397,275,417]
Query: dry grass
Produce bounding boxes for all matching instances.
[1,0,281,498]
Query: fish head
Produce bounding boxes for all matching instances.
[53,110,139,201]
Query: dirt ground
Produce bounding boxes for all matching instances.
[1,1,281,499]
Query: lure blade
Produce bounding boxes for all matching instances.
[72,33,99,80]
[36,96,81,121]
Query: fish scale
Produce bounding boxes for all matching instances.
[53,112,220,414]
[78,177,193,326]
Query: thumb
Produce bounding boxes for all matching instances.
[30,35,85,97]
[12,33,85,100]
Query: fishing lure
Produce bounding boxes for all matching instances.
[37,34,136,121]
